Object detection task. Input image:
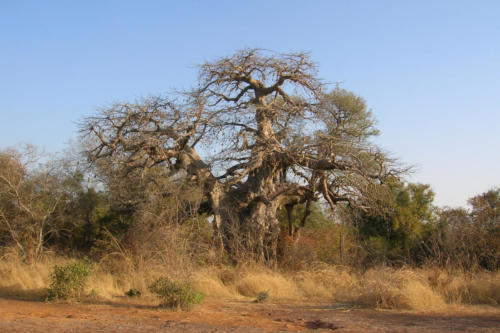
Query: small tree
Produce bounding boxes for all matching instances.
[428,188,500,270]
[344,182,435,265]
[46,260,92,300]
[0,146,65,260]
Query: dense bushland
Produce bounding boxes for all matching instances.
[1,145,497,272]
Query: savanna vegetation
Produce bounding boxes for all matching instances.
[0,49,498,311]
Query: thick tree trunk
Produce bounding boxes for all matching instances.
[176,143,281,265]
[213,193,280,266]
[244,201,280,264]
[208,182,224,257]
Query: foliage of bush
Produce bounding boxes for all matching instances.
[255,290,270,303]
[148,276,204,310]
[45,260,92,301]
[125,288,142,297]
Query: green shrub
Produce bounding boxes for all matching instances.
[256,290,270,303]
[148,276,204,310]
[45,260,92,301]
[125,288,142,297]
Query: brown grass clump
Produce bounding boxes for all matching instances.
[293,264,355,299]
[0,251,60,299]
[191,268,235,298]
[234,266,300,299]
[349,268,447,311]
[426,269,500,305]
[466,272,500,305]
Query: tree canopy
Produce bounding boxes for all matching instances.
[81,49,403,264]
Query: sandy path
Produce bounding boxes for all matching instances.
[0,297,499,332]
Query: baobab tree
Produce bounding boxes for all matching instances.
[82,49,402,264]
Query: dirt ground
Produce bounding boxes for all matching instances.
[0,297,499,332]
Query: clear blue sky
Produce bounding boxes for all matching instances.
[1,0,499,208]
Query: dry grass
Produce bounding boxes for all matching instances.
[0,253,499,312]
[346,268,447,311]
[0,251,61,299]
[189,264,499,312]
[233,266,300,299]
[426,268,500,305]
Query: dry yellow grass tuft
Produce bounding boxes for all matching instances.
[0,252,61,299]
[292,264,355,299]
[191,268,235,298]
[346,268,447,311]
[235,270,300,299]
[427,269,500,305]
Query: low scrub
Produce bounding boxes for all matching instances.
[148,276,205,310]
[125,288,142,297]
[45,260,92,301]
[255,290,270,303]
